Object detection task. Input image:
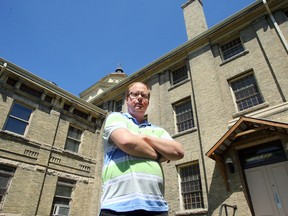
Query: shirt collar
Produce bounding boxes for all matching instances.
[123,113,151,126]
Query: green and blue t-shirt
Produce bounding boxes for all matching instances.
[100,112,172,212]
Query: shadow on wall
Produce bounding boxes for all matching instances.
[207,164,243,215]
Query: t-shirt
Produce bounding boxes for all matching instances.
[100,112,172,212]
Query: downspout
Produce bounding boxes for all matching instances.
[263,0,288,53]
[34,110,61,215]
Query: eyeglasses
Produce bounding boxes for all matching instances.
[128,91,150,100]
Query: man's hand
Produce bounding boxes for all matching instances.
[141,134,184,161]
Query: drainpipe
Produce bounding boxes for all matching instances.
[263,0,288,53]
[34,110,61,215]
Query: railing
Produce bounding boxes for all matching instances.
[219,203,237,216]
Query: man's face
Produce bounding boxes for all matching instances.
[126,83,150,115]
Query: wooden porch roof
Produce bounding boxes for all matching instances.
[206,116,288,160]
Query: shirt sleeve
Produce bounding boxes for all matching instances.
[102,112,127,142]
[160,129,173,140]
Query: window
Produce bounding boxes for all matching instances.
[4,103,33,135]
[239,140,286,169]
[179,163,204,210]
[51,179,75,216]
[115,99,122,112]
[172,65,188,85]
[65,126,82,153]
[230,74,264,111]
[284,10,288,18]
[6,77,17,87]
[73,109,88,120]
[221,37,245,60]
[0,165,15,206]
[174,99,194,132]
[20,83,42,98]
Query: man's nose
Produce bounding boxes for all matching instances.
[137,96,143,101]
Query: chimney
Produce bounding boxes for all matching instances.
[182,0,208,40]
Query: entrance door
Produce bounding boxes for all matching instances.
[245,161,288,216]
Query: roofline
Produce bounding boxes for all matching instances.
[0,58,107,118]
[79,73,127,97]
[90,0,267,104]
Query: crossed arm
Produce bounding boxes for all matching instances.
[109,128,184,162]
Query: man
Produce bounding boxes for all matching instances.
[99,82,184,216]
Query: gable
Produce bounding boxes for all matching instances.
[206,116,288,160]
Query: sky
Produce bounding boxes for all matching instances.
[1,0,255,96]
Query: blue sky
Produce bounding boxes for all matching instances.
[1,0,255,96]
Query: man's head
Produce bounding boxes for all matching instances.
[126,82,150,119]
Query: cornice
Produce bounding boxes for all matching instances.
[0,58,107,118]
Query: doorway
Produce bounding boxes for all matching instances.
[239,140,288,216]
[245,162,288,216]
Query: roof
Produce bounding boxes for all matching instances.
[206,116,288,160]
[0,58,107,118]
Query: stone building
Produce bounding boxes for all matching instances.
[0,60,107,215]
[0,0,288,215]
[83,0,288,215]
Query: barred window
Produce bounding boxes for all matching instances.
[65,126,82,153]
[115,99,122,112]
[4,103,33,135]
[221,37,245,60]
[172,66,188,85]
[179,163,204,210]
[0,165,15,206]
[230,74,264,111]
[51,179,75,216]
[175,99,194,132]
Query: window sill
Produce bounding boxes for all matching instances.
[63,149,94,163]
[168,79,191,91]
[172,127,197,138]
[232,102,269,118]
[220,50,249,66]
[175,208,208,216]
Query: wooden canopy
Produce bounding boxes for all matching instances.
[206,116,288,191]
[206,116,288,160]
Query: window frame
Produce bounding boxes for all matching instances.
[64,126,83,153]
[0,165,15,209]
[174,98,195,133]
[51,179,75,216]
[177,162,204,211]
[3,102,33,136]
[114,98,123,112]
[171,65,189,86]
[220,37,245,61]
[229,72,264,112]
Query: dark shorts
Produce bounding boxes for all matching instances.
[99,209,168,216]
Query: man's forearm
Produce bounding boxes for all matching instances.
[110,128,158,160]
[142,135,184,161]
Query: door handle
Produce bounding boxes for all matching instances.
[274,193,282,209]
